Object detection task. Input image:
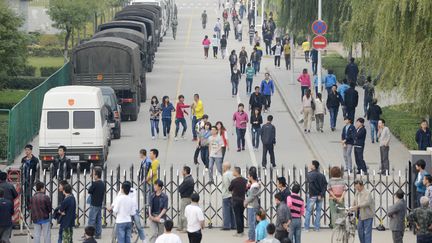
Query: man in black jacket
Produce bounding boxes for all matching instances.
[178,166,194,232]
[341,117,356,173]
[304,160,327,231]
[0,188,14,243]
[53,145,72,180]
[21,144,39,208]
[366,99,382,143]
[345,58,359,84]
[326,85,341,131]
[249,86,264,111]
[229,167,248,236]
[0,172,18,203]
[344,82,359,122]
[354,118,368,174]
[260,115,276,168]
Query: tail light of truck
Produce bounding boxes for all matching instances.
[88,155,100,161]
[42,156,55,161]
[114,111,119,119]
[121,98,135,103]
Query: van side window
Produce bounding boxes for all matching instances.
[73,111,95,129]
[47,111,69,129]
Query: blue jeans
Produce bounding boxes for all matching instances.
[246,78,253,94]
[34,221,51,243]
[357,218,373,243]
[192,117,200,139]
[301,86,309,100]
[329,107,339,129]
[175,118,187,137]
[162,118,171,136]
[369,120,378,142]
[251,127,261,149]
[347,107,355,122]
[209,157,223,182]
[289,218,302,243]
[133,211,145,240]
[150,119,159,137]
[222,198,236,229]
[58,227,63,243]
[236,128,246,149]
[232,81,239,95]
[304,196,322,230]
[253,61,260,74]
[116,222,132,243]
[88,206,102,237]
[200,146,209,168]
[247,207,257,241]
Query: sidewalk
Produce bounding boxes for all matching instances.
[260,51,410,173]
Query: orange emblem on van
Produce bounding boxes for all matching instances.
[68,99,75,106]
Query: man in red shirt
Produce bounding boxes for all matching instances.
[175,95,191,140]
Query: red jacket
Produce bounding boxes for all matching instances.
[175,102,191,119]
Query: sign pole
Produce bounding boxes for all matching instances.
[317,0,323,94]
[261,0,265,26]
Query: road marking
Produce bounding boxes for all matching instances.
[236,94,258,167]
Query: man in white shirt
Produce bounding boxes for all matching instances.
[378,119,391,174]
[155,220,182,243]
[184,193,204,243]
[111,181,136,243]
[273,42,282,68]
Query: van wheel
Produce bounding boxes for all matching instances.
[130,114,138,121]
[113,126,121,139]
[121,114,129,121]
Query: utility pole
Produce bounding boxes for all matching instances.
[317,0,323,94]
[261,0,264,26]
[290,1,295,84]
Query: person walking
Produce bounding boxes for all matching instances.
[250,108,263,151]
[215,121,229,160]
[111,181,136,243]
[388,189,406,243]
[314,93,326,133]
[149,180,169,243]
[323,70,337,95]
[221,162,236,230]
[287,184,304,243]
[283,41,291,70]
[345,58,359,84]
[239,47,248,74]
[310,48,318,75]
[363,77,375,117]
[197,122,211,168]
[341,117,356,173]
[58,184,76,243]
[272,42,282,68]
[202,35,211,58]
[229,167,248,237]
[337,79,350,119]
[326,85,340,131]
[253,31,261,46]
[236,21,243,41]
[255,209,270,242]
[354,118,368,174]
[191,94,204,141]
[233,17,239,39]
[244,169,260,242]
[304,160,327,232]
[302,89,314,134]
[351,180,375,243]
[147,149,160,193]
[327,167,347,228]
[150,96,162,140]
[172,17,178,40]
[263,30,272,55]
[201,10,207,29]
[245,63,255,95]
[229,50,238,73]
[297,69,311,100]
[178,166,194,233]
[161,96,175,139]
[301,40,310,62]
[193,115,209,164]
[208,126,224,183]
[274,192,292,241]
[220,35,228,59]
[0,172,18,205]
[344,82,359,123]
[366,99,382,143]
[260,73,275,112]
[223,20,231,39]
[408,196,432,243]
[214,18,222,39]
[155,220,182,243]
[0,188,13,243]
[175,95,191,141]
[260,115,277,168]
[31,182,51,243]
[254,44,264,74]
[53,145,72,180]
[231,65,241,97]
[185,193,205,243]
[414,160,430,207]
[211,34,219,58]
[415,120,432,150]
[378,119,391,174]
[248,25,255,46]
[249,86,264,111]
[233,103,248,152]
[87,166,105,239]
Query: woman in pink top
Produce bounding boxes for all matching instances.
[233,103,249,152]
[297,68,311,100]
[327,166,347,227]
[202,35,211,58]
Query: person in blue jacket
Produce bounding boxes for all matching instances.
[260,73,275,113]
[324,70,337,95]
[415,120,432,150]
[337,79,350,119]
[160,96,176,139]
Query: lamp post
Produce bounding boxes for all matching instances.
[317,0,323,94]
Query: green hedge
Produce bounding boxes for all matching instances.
[1,76,46,90]
[28,46,63,57]
[41,66,62,77]
[0,89,29,109]
[322,53,348,82]
[381,104,421,150]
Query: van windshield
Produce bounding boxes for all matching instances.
[47,111,69,129]
[73,111,95,129]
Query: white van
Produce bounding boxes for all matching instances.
[39,86,111,168]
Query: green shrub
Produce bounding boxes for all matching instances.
[40,66,62,77]
[0,113,8,160]
[0,89,29,109]
[322,53,348,82]
[28,46,63,57]
[2,76,45,89]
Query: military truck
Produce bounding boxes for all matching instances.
[130,0,169,39]
[115,8,161,44]
[72,37,143,121]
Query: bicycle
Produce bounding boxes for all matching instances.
[331,207,356,243]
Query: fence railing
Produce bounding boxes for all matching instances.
[5,63,70,163]
[19,162,414,229]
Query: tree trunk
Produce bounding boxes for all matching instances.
[84,25,87,39]
[71,29,75,49]
[94,12,98,34]
[63,28,71,63]
[77,29,81,45]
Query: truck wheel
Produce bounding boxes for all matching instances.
[113,125,121,139]
[121,114,129,121]
[140,80,147,102]
[147,62,153,72]
[130,114,138,121]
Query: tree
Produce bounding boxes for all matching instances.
[0,1,28,80]
[48,0,92,62]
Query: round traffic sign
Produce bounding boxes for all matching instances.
[312,35,328,50]
[312,20,328,35]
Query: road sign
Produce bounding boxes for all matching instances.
[312,20,328,35]
[312,35,328,49]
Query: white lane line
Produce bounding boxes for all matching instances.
[236,94,258,167]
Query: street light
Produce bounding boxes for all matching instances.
[317,0,323,94]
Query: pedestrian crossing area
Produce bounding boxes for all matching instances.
[177,2,218,9]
